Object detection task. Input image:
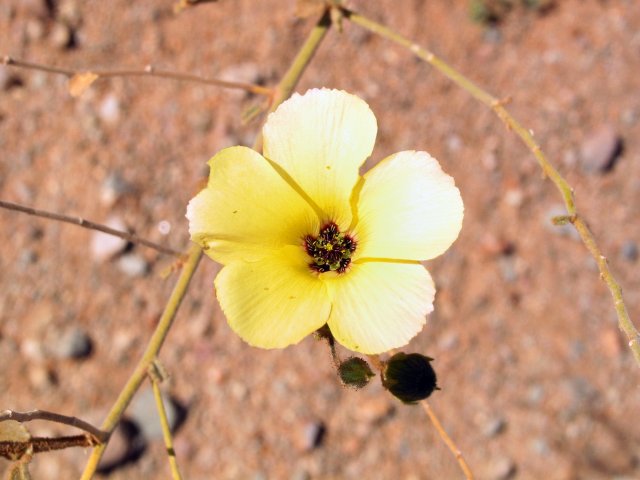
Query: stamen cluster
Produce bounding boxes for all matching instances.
[305,222,356,273]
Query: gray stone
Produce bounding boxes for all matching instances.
[90,216,128,262]
[130,388,183,440]
[97,420,146,474]
[100,172,134,207]
[52,327,92,359]
[487,456,517,480]
[99,94,121,125]
[49,22,73,49]
[300,420,326,451]
[482,416,507,438]
[117,254,149,277]
[579,124,623,173]
[620,241,638,262]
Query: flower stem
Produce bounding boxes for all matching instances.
[253,8,332,151]
[79,244,202,479]
[344,7,640,367]
[149,363,183,480]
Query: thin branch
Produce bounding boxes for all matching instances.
[421,401,475,480]
[0,410,108,443]
[343,7,640,367]
[149,363,183,480]
[2,55,272,97]
[0,199,181,257]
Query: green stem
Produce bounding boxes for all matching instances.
[150,366,183,480]
[253,8,332,151]
[80,245,202,479]
[344,8,640,367]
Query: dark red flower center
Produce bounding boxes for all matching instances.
[305,222,356,274]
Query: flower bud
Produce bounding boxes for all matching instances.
[382,352,438,404]
[338,357,375,389]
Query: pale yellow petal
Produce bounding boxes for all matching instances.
[353,151,463,261]
[326,261,435,354]
[214,246,331,349]
[263,88,377,229]
[187,146,319,264]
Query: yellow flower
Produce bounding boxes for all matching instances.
[187,89,463,354]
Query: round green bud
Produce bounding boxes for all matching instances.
[382,352,438,404]
[338,357,375,389]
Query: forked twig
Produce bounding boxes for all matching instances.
[0,199,181,257]
[148,362,183,480]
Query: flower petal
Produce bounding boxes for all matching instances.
[353,151,463,261]
[326,261,435,354]
[214,246,331,349]
[263,88,377,229]
[187,146,319,264]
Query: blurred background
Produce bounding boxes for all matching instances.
[1,0,640,478]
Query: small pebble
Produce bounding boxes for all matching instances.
[98,420,145,473]
[25,18,46,42]
[527,384,545,406]
[0,66,23,91]
[531,438,550,455]
[579,124,623,173]
[117,253,149,277]
[100,172,133,207]
[446,134,462,152]
[498,255,517,283]
[52,327,93,359]
[18,249,38,267]
[437,331,459,351]
[130,388,183,440]
[99,94,121,125]
[482,416,507,438]
[28,364,57,391]
[49,21,73,49]
[90,216,128,262]
[58,0,82,28]
[620,241,638,262]
[21,338,46,361]
[487,456,517,480]
[298,420,326,451]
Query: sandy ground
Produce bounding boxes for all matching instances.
[2,1,640,478]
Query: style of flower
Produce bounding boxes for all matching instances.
[187,88,463,354]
